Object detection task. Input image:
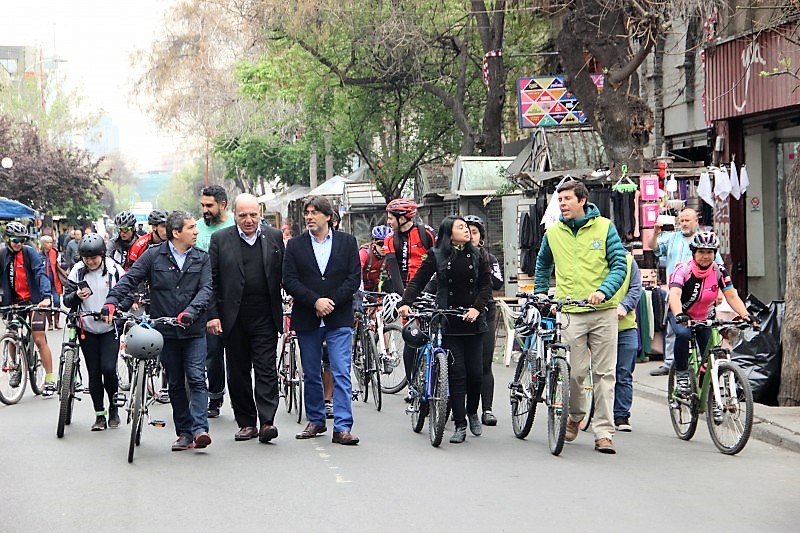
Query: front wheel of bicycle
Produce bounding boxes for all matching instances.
[428,351,449,447]
[510,351,537,439]
[668,364,698,441]
[379,323,407,394]
[0,334,27,405]
[707,361,753,455]
[56,349,75,438]
[410,356,428,433]
[289,337,303,424]
[365,331,382,411]
[128,360,145,463]
[547,355,570,456]
[28,342,45,396]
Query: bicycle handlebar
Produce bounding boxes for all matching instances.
[687,318,757,330]
[114,311,184,328]
[515,293,592,309]
[407,307,471,320]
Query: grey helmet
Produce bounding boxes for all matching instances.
[124,324,164,359]
[4,221,29,238]
[114,211,136,228]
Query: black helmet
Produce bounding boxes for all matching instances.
[114,211,136,228]
[4,221,29,239]
[148,209,168,226]
[463,215,485,239]
[78,233,106,257]
[402,319,429,348]
[124,324,164,360]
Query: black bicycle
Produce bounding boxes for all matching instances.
[351,292,383,411]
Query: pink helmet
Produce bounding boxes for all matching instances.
[386,198,417,219]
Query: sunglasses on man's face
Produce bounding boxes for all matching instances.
[9,237,28,244]
[119,226,134,232]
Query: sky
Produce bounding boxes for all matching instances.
[4,0,185,171]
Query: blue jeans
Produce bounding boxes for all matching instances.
[669,314,712,372]
[206,332,225,403]
[160,336,209,437]
[614,328,639,419]
[297,326,353,432]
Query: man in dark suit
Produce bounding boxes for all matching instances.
[283,195,362,445]
[207,194,284,444]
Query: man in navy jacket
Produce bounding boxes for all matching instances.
[282,196,361,445]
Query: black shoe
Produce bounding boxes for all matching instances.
[108,408,121,429]
[614,417,632,432]
[449,425,467,444]
[467,413,482,436]
[325,401,334,420]
[91,415,107,431]
[404,392,413,404]
[8,367,22,388]
[481,410,497,426]
[172,435,194,451]
[207,400,222,418]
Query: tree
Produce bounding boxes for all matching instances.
[782,148,800,405]
[157,160,207,214]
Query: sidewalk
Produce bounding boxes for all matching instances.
[635,360,800,453]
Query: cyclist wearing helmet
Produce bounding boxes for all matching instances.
[669,231,752,396]
[0,222,56,395]
[108,211,137,269]
[360,225,392,292]
[63,234,126,431]
[126,209,169,269]
[384,198,435,293]
[464,215,504,427]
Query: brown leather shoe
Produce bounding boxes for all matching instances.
[235,426,259,441]
[259,424,278,443]
[565,417,582,442]
[332,431,359,445]
[595,437,616,454]
[295,423,327,439]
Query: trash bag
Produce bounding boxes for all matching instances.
[730,295,784,406]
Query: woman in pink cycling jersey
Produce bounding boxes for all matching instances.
[668,231,753,394]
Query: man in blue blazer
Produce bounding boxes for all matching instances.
[282,196,362,445]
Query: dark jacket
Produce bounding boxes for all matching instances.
[0,245,51,306]
[282,229,361,332]
[105,241,212,339]
[208,224,284,336]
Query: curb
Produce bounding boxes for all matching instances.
[633,381,800,454]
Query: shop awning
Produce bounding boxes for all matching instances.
[0,197,38,219]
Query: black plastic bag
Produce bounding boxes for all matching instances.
[730,295,784,406]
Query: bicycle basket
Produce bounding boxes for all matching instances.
[539,317,556,340]
[124,324,164,360]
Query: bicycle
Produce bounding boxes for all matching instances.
[508,294,590,456]
[55,309,101,438]
[277,295,303,424]
[0,304,59,404]
[406,307,466,448]
[667,318,756,455]
[114,311,178,463]
[351,292,383,411]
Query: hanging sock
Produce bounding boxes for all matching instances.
[713,167,731,201]
[730,161,741,200]
[739,165,750,194]
[697,172,714,206]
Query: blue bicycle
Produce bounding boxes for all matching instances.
[405,307,466,448]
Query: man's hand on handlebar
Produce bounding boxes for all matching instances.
[398,304,411,319]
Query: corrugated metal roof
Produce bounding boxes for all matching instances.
[343,181,385,210]
[506,127,606,179]
[705,22,800,121]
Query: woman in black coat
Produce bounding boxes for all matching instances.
[398,215,492,444]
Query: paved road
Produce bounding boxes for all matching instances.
[1,330,799,532]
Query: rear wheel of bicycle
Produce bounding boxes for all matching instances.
[128,360,145,463]
[0,335,27,405]
[547,355,570,456]
[28,344,45,396]
[352,328,366,401]
[579,368,594,432]
[365,331,382,411]
[56,349,75,438]
[510,351,537,439]
[428,352,449,447]
[278,337,291,413]
[668,364,698,441]
[410,356,428,433]
[117,353,131,391]
[379,323,407,394]
[290,338,303,424]
[706,361,753,455]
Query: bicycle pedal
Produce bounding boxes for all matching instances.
[113,393,127,407]
[405,406,418,414]
[149,419,167,427]
[73,396,81,401]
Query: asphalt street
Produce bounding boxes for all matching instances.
[1,328,799,532]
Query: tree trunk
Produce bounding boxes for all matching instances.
[473,0,506,156]
[780,153,800,406]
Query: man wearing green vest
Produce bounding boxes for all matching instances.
[611,253,641,433]
[534,180,627,454]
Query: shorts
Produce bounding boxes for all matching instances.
[12,301,47,332]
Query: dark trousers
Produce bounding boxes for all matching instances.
[79,330,120,413]
[206,331,225,404]
[670,313,712,372]
[479,305,497,411]
[160,336,208,437]
[445,333,484,426]
[225,307,280,428]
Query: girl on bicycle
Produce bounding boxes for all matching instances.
[397,215,492,444]
[668,231,753,395]
[463,215,504,427]
[63,234,126,431]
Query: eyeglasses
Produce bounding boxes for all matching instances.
[119,226,134,232]
[373,239,385,245]
[9,237,28,244]
[304,209,321,217]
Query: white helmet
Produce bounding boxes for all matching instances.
[381,293,402,324]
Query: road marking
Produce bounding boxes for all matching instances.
[314,444,351,483]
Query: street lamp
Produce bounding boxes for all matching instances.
[1,157,11,170]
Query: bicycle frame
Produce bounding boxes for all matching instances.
[409,316,448,403]
[688,326,730,414]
